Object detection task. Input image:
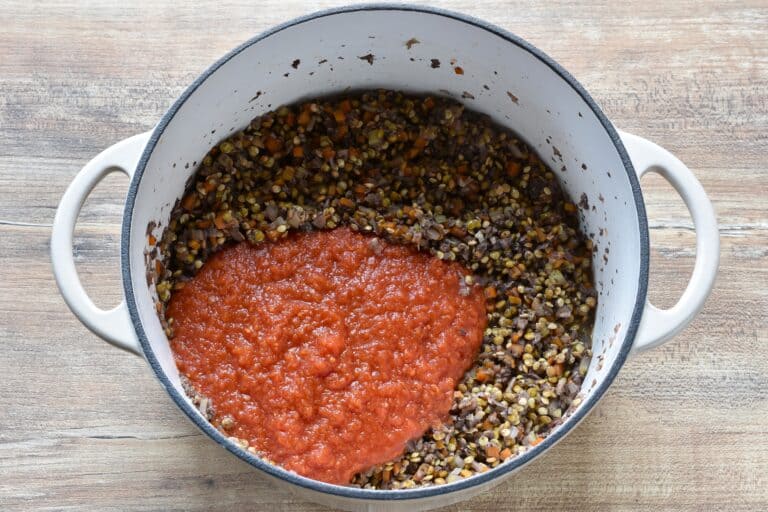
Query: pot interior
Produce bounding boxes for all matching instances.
[127,5,644,496]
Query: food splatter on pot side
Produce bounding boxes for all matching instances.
[150,90,596,489]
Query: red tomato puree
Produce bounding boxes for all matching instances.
[167,228,486,484]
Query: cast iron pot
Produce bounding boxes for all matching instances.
[51,5,719,511]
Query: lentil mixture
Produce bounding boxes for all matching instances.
[152,90,596,489]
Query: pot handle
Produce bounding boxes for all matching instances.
[618,130,719,353]
[51,132,152,357]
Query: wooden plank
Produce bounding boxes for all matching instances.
[1,0,766,510]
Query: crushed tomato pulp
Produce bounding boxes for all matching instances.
[167,228,487,484]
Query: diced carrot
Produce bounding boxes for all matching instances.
[147,234,157,246]
[322,147,335,160]
[182,194,197,210]
[506,161,522,178]
[530,436,544,446]
[499,448,512,460]
[334,124,348,141]
[292,146,304,158]
[333,110,346,123]
[265,136,283,154]
[339,99,352,113]
[297,109,311,126]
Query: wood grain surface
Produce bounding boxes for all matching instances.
[1,1,766,510]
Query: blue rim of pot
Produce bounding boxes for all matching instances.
[121,3,649,501]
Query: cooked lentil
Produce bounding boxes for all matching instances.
[152,89,596,489]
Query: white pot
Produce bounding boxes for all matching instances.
[51,5,719,511]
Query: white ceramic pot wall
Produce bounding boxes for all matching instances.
[51,5,719,511]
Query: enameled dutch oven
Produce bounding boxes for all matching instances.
[51,5,719,511]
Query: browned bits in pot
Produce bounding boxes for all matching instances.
[151,90,596,489]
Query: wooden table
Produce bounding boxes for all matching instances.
[1,1,766,510]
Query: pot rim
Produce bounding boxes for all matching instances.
[121,3,649,501]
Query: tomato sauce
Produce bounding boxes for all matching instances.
[167,228,486,484]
